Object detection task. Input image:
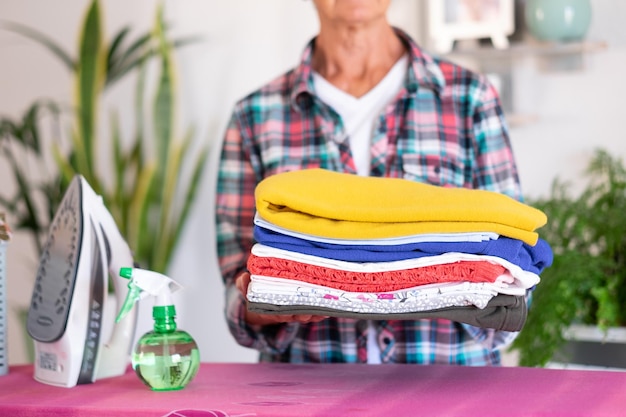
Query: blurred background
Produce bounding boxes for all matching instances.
[1,0,625,366]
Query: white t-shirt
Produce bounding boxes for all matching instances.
[312,54,409,177]
[312,54,409,363]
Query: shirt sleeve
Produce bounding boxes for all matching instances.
[215,111,256,285]
[470,74,522,201]
[464,75,528,351]
[216,108,300,354]
[225,283,301,354]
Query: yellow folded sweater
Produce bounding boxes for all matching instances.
[255,169,547,245]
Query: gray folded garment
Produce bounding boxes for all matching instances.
[247,294,527,332]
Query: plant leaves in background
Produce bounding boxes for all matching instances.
[0,101,64,254]
[513,149,626,367]
[0,0,207,275]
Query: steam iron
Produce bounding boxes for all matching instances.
[27,175,138,387]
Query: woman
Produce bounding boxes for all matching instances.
[215,0,521,365]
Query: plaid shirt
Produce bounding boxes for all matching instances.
[216,29,522,365]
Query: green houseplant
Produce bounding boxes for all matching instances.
[0,100,65,255]
[0,0,207,274]
[512,148,626,367]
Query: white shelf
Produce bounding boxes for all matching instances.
[442,40,607,128]
[447,40,607,61]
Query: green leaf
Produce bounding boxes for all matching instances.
[109,111,126,232]
[106,32,152,86]
[6,150,45,252]
[0,20,76,71]
[130,164,158,269]
[153,4,174,175]
[52,143,77,185]
[106,26,132,79]
[133,53,148,156]
[152,137,186,271]
[107,32,201,87]
[169,143,209,265]
[75,0,105,181]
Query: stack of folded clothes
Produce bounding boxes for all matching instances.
[246,169,553,332]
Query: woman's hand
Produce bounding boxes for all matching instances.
[235,271,329,326]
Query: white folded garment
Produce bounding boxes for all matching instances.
[251,243,540,291]
[254,213,499,245]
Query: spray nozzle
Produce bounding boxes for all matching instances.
[115,267,183,323]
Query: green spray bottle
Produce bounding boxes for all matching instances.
[115,267,200,391]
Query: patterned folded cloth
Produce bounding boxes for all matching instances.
[247,275,501,311]
[248,254,507,292]
[247,285,528,331]
[255,169,547,245]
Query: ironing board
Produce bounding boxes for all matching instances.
[1,362,625,416]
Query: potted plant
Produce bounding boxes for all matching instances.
[0,0,207,274]
[512,148,626,368]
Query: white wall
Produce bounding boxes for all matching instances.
[1,0,624,366]
[510,0,626,198]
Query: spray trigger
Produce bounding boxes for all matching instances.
[115,267,182,323]
[115,279,141,323]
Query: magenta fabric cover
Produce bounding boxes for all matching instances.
[1,363,625,416]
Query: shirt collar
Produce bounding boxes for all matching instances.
[290,27,445,112]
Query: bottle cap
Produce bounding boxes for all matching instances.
[153,305,176,319]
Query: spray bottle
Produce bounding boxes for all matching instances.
[115,267,200,391]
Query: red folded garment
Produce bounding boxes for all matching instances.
[247,255,507,292]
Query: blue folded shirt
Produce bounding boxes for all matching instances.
[253,226,553,275]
